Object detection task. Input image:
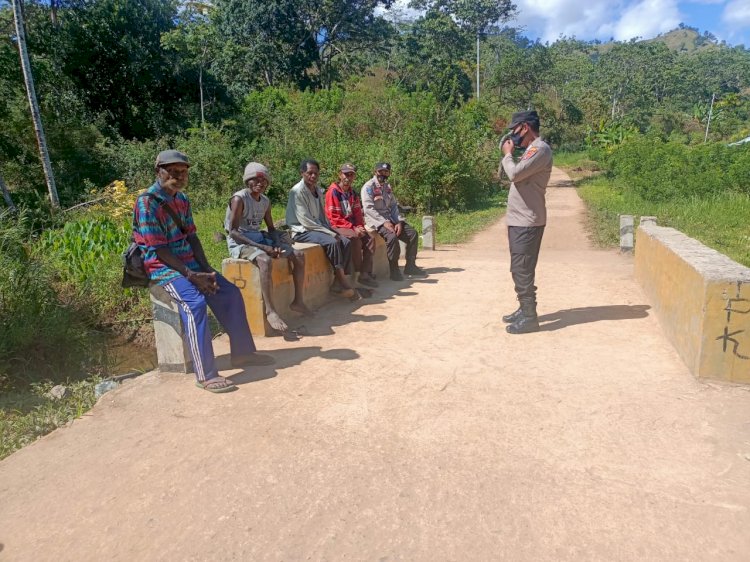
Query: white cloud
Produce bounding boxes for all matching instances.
[721,0,750,26]
[613,0,682,40]
[379,0,738,45]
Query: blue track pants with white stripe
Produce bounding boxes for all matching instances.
[163,274,256,382]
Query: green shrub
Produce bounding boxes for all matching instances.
[606,136,750,202]
[0,211,91,389]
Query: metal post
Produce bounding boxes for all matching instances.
[704,93,715,144]
[11,0,59,209]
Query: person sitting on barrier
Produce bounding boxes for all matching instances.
[133,150,274,394]
[361,162,426,281]
[325,163,378,288]
[285,159,358,299]
[225,162,313,332]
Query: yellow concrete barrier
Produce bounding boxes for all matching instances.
[222,233,392,336]
[635,224,750,383]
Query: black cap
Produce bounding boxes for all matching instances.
[155,149,190,168]
[375,162,391,172]
[508,110,540,130]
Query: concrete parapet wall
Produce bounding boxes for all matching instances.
[635,224,750,383]
[222,233,391,336]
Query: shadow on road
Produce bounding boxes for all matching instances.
[538,304,651,331]
[285,266,465,336]
[218,346,360,385]
[548,177,575,188]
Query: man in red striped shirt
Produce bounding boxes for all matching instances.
[325,163,378,288]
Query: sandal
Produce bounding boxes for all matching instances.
[195,376,237,393]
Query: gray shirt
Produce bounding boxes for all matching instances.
[224,188,269,256]
[501,137,553,227]
[285,179,336,237]
[361,176,405,229]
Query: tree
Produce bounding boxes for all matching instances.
[410,0,515,96]
[485,30,552,108]
[59,0,188,139]
[409,0,515,34]
[11,0,58,208]
[390,9,473,106]
[212,0,396,93]
[161,2,222,134]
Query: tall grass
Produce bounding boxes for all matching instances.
[575,173,750,267]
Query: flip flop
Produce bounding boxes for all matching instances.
[195,377,237,393]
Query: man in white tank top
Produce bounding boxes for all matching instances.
[225,163,312,332]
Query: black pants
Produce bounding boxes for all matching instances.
[508,225,545,304]
[293,230,351,271]
[378,223,418,267]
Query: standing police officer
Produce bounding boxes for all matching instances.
[500,110,553,334]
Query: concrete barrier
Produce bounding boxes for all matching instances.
[222,232,392,336]
[149,284,193,374]
[635,224,750,383]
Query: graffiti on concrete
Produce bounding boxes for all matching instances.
[717,283,749,360]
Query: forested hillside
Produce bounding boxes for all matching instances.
[1,1,749,212]
[1,0,749,395]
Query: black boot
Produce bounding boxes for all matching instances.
[502,306,523,323]
[506,302,539,334]
[403,263,427,277]
[389,261,404,281]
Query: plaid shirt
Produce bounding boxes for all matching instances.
[132,182,199,286]
[325,182,365,230]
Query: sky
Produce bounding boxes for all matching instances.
[384,0,750,47]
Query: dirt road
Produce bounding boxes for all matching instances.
[2,168,750,561]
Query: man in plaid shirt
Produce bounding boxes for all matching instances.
[325,163,378,288]
[133,150,273,393]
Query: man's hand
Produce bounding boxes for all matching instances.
[355,225,367,237]
[263,245,281,258]
[394,222,403,237]
[188,271,219,295]
[383,221,395,232]
[502,139,514,156]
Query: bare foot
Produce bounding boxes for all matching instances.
[266,311,288,332]
[289,301,314,316]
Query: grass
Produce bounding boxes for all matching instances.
[556,152,750,267]
[410,193,508,245]
[0,377,101,460]
[578,175,750,266]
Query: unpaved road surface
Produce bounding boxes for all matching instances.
[2,168,750,561]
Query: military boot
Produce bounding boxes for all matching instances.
[506,302,539,334]
[502,306,523,323]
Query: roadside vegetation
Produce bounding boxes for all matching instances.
[558,141,750,267]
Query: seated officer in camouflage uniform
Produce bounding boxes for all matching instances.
[500,110,553,334]
[225,162,312,332]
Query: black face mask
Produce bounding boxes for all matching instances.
[510,130,524,148]
[377,174,389,184]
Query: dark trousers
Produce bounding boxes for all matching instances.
[332,228,374,274]
[377,223,418,267]
[293,230,351,271]
[508,226,545,304]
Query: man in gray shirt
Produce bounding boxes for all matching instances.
[285,159,357,298]
[225,162,312,332]
[500,110,553,334]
